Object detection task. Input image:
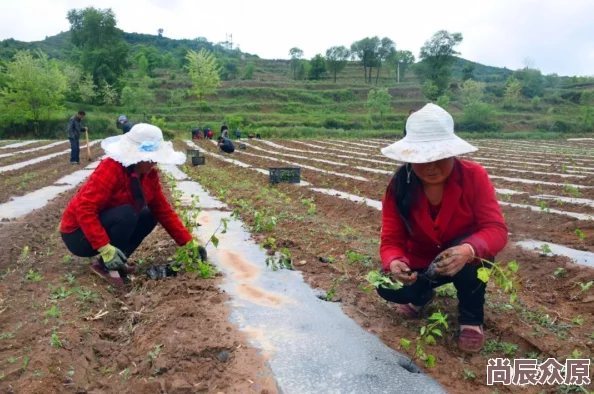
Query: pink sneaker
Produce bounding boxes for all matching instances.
[90,260,126,288]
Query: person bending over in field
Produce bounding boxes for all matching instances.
[60,124,202,289]
[217,136,235,153]
[379,103,507,354]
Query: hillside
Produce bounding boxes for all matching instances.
[1,31,593,139]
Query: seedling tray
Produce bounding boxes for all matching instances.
[269,167,300,184]
[191,156,205,166]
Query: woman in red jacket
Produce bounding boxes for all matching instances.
[61,124,196,288]
[379,104,507,353]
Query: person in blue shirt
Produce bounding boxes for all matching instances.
[217,136,235,153]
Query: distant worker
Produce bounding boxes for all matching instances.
[235,128,241,140]
[217,136,235,153]
[207,129,214,140]
[403,109,415,138]
[192,127,202,140]
[67,110,87,165]
[119,115,134,135]
[203,126,209,139]
[221,122,229,138]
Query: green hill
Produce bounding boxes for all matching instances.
[1,31,593,139]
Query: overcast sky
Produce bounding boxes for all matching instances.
[1,0,592,76]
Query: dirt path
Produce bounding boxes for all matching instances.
[0,169,276,393]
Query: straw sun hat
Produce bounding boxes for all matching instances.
[381,103,478,163]
[101,123,185,167]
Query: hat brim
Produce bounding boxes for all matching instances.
[381,135,478,163]
[101,136,186,167]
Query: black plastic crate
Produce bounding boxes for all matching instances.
[239,143,247,150]
[269,167,300,184]
[186,149,201,157]
[191,156,205,166]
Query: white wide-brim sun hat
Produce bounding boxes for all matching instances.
[381,103,478,163]
[101,123,185,167]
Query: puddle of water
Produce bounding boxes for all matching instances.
[0,140,43,149]
[530,194,594,208]
[0,141,68,159]
[516,240,594,268]
[0,141,100,173]
[163,167,444,394]
[498,201,593,220]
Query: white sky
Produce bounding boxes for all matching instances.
[1,0,593,76]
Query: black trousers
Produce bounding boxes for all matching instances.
[69,138,80,163]
[377,238,492,326]
[61,205,157,259]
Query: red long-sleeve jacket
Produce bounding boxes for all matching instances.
[380,159,508,271]
[60,158,192,250]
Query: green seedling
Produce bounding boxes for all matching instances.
[563,183,581,197]
[366,270,402,291]
[68,366,75,376]
[576,281,593,294]
[63,273,76,285]
[62,255,72,264]
[33,370,43,377]
[561,163,567,173]
[265,248,293,271]
[50,332,62,348]
[482,339,518,356]
[572,316,584,326]
[7,356,20,364]
[49,285,74,300]
[477,260,519,303]
[261,237,277,250]
[22,356,29,371]
[400,338,411,349]
[575,229,586,240]
[147,344,163,363]
[0,332,15,340]
[463,368,476,380]
[540,244,552,254]
[412,312,449,368]
[44,305,61,318]
[26,269,42,282]
[18,246,29,264]
[554,267,566,277]
[435,283,457,298]
[346,251,373,267]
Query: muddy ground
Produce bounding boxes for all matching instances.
[0,152,276,394]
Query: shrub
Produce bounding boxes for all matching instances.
[458,102,498,132]
[436,95,450,109]
[531,96,541,110]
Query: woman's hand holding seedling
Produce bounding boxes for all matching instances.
[434,244,474,277]
[390,260,417,285]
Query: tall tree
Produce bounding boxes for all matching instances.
[351,37,380,83]
[388,50,415,82]
[121,77,154,121]
[503,77,522,108]
[185,49,221,121]
[366,88,392,119]
[158,28,164,37]
[308,54,327,80]
[289,47,304,80]
[0,50,67,135]
[461,63,475,81]
[415,30,463,94]
[513,67,545,98]
[325,46,350,83]
[67,7,129,87]
[374,38,396,84]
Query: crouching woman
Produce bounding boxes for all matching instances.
[60,124,198,288]
[378,104,508,353]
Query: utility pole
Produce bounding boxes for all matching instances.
[225,33,233,50]
[397,62,400,84]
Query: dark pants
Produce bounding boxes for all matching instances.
[61,205,157,259]
[377,238,492,326]
[69,138,80,163]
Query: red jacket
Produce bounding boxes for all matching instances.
[61,158,192,250]
[380,159,507,271]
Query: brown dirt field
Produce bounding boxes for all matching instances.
[0,143,70,167]
[0,167,276,394]
[184,140,594,394]
[0,144,104,204]
[0,141,53,152]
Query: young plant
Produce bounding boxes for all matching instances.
[49,285,75,300]
[50,331,62,348]
[412,312,449,368]
[477,260,520,303]
[62,255,72,264]
[0,332,15,340]
[435,283,457,298]
[261,237,277,250]
[346,251,373,267]
[365,270,402,291]
[25,269,42,282]
[575,229,586,240]
[463,368,476,380]
[44,305,61,318]
[265,248,293,271]
[147,344,163,364]
[554,267,566,277]
[17,246,29,265]
[572,315,584,326]
[540,244,552,254]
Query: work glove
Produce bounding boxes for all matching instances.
[186,239,207,262]
[98,244,128,270]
